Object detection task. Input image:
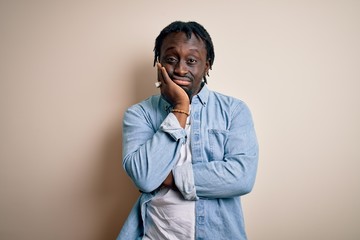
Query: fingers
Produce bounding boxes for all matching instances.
[157,62,171,85]
[155,62,189,105]
[157,62,163,83]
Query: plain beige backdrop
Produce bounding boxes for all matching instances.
[1,0,359,239]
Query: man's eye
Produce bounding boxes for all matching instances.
[166,57,177,63]
[187,59,197,64]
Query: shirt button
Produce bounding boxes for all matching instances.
[194,112,199,120]
[194,135,199,142]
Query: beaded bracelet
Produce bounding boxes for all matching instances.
[171,109,190,116]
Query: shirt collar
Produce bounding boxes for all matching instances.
[194,83,209,106]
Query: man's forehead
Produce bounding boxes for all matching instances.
[161,32,206,50]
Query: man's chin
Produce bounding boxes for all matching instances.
[184,88,193,99]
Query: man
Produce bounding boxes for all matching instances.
[117,21,258,240]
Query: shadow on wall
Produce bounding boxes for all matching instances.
[94,57,158,239]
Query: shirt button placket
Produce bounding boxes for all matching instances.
[191,99,205,239]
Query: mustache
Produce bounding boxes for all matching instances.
[169,73,194,81]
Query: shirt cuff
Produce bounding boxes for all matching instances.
[173,162,198,201]
[159,113,187,141]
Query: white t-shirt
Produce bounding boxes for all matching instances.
[144,115,195,240]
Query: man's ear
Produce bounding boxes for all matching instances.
[204,59,211,76]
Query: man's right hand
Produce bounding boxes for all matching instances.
[156,62,190,109]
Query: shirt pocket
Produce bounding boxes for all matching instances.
[208,129,229,162]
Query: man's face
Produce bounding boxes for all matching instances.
[159,32,210,99]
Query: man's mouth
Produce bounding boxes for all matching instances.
[172,78,191,86]
[171,75,192,86]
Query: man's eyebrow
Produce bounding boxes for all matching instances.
[163,47,201,54]
[163,46,176,52]
[188,48,201,53]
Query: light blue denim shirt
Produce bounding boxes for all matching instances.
[117,85,258,240]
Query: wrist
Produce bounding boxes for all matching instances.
[173,103,189,112]
[171,109,190,116]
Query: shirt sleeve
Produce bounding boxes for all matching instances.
[122,105,186,193]
[173,163,198,200]
[159,113,187,141]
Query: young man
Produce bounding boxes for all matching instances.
[117,21,258,240]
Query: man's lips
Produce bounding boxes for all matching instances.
[173,78,191,86]
[170,75,192,86]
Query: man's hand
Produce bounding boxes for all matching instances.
[157,62,190,108]
[161,172,178,191]
[157,62,189,128]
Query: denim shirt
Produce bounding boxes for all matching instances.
[117,85,259,240]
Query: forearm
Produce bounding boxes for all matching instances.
[123,132,181,192]
[193,152,258,198]
[123,108,186,193]
[172,147,258,200]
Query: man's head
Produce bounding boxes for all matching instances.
[153,21,215,84]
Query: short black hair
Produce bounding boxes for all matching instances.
[153,21,215,83]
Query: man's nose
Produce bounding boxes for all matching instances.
[174,61,188,76]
